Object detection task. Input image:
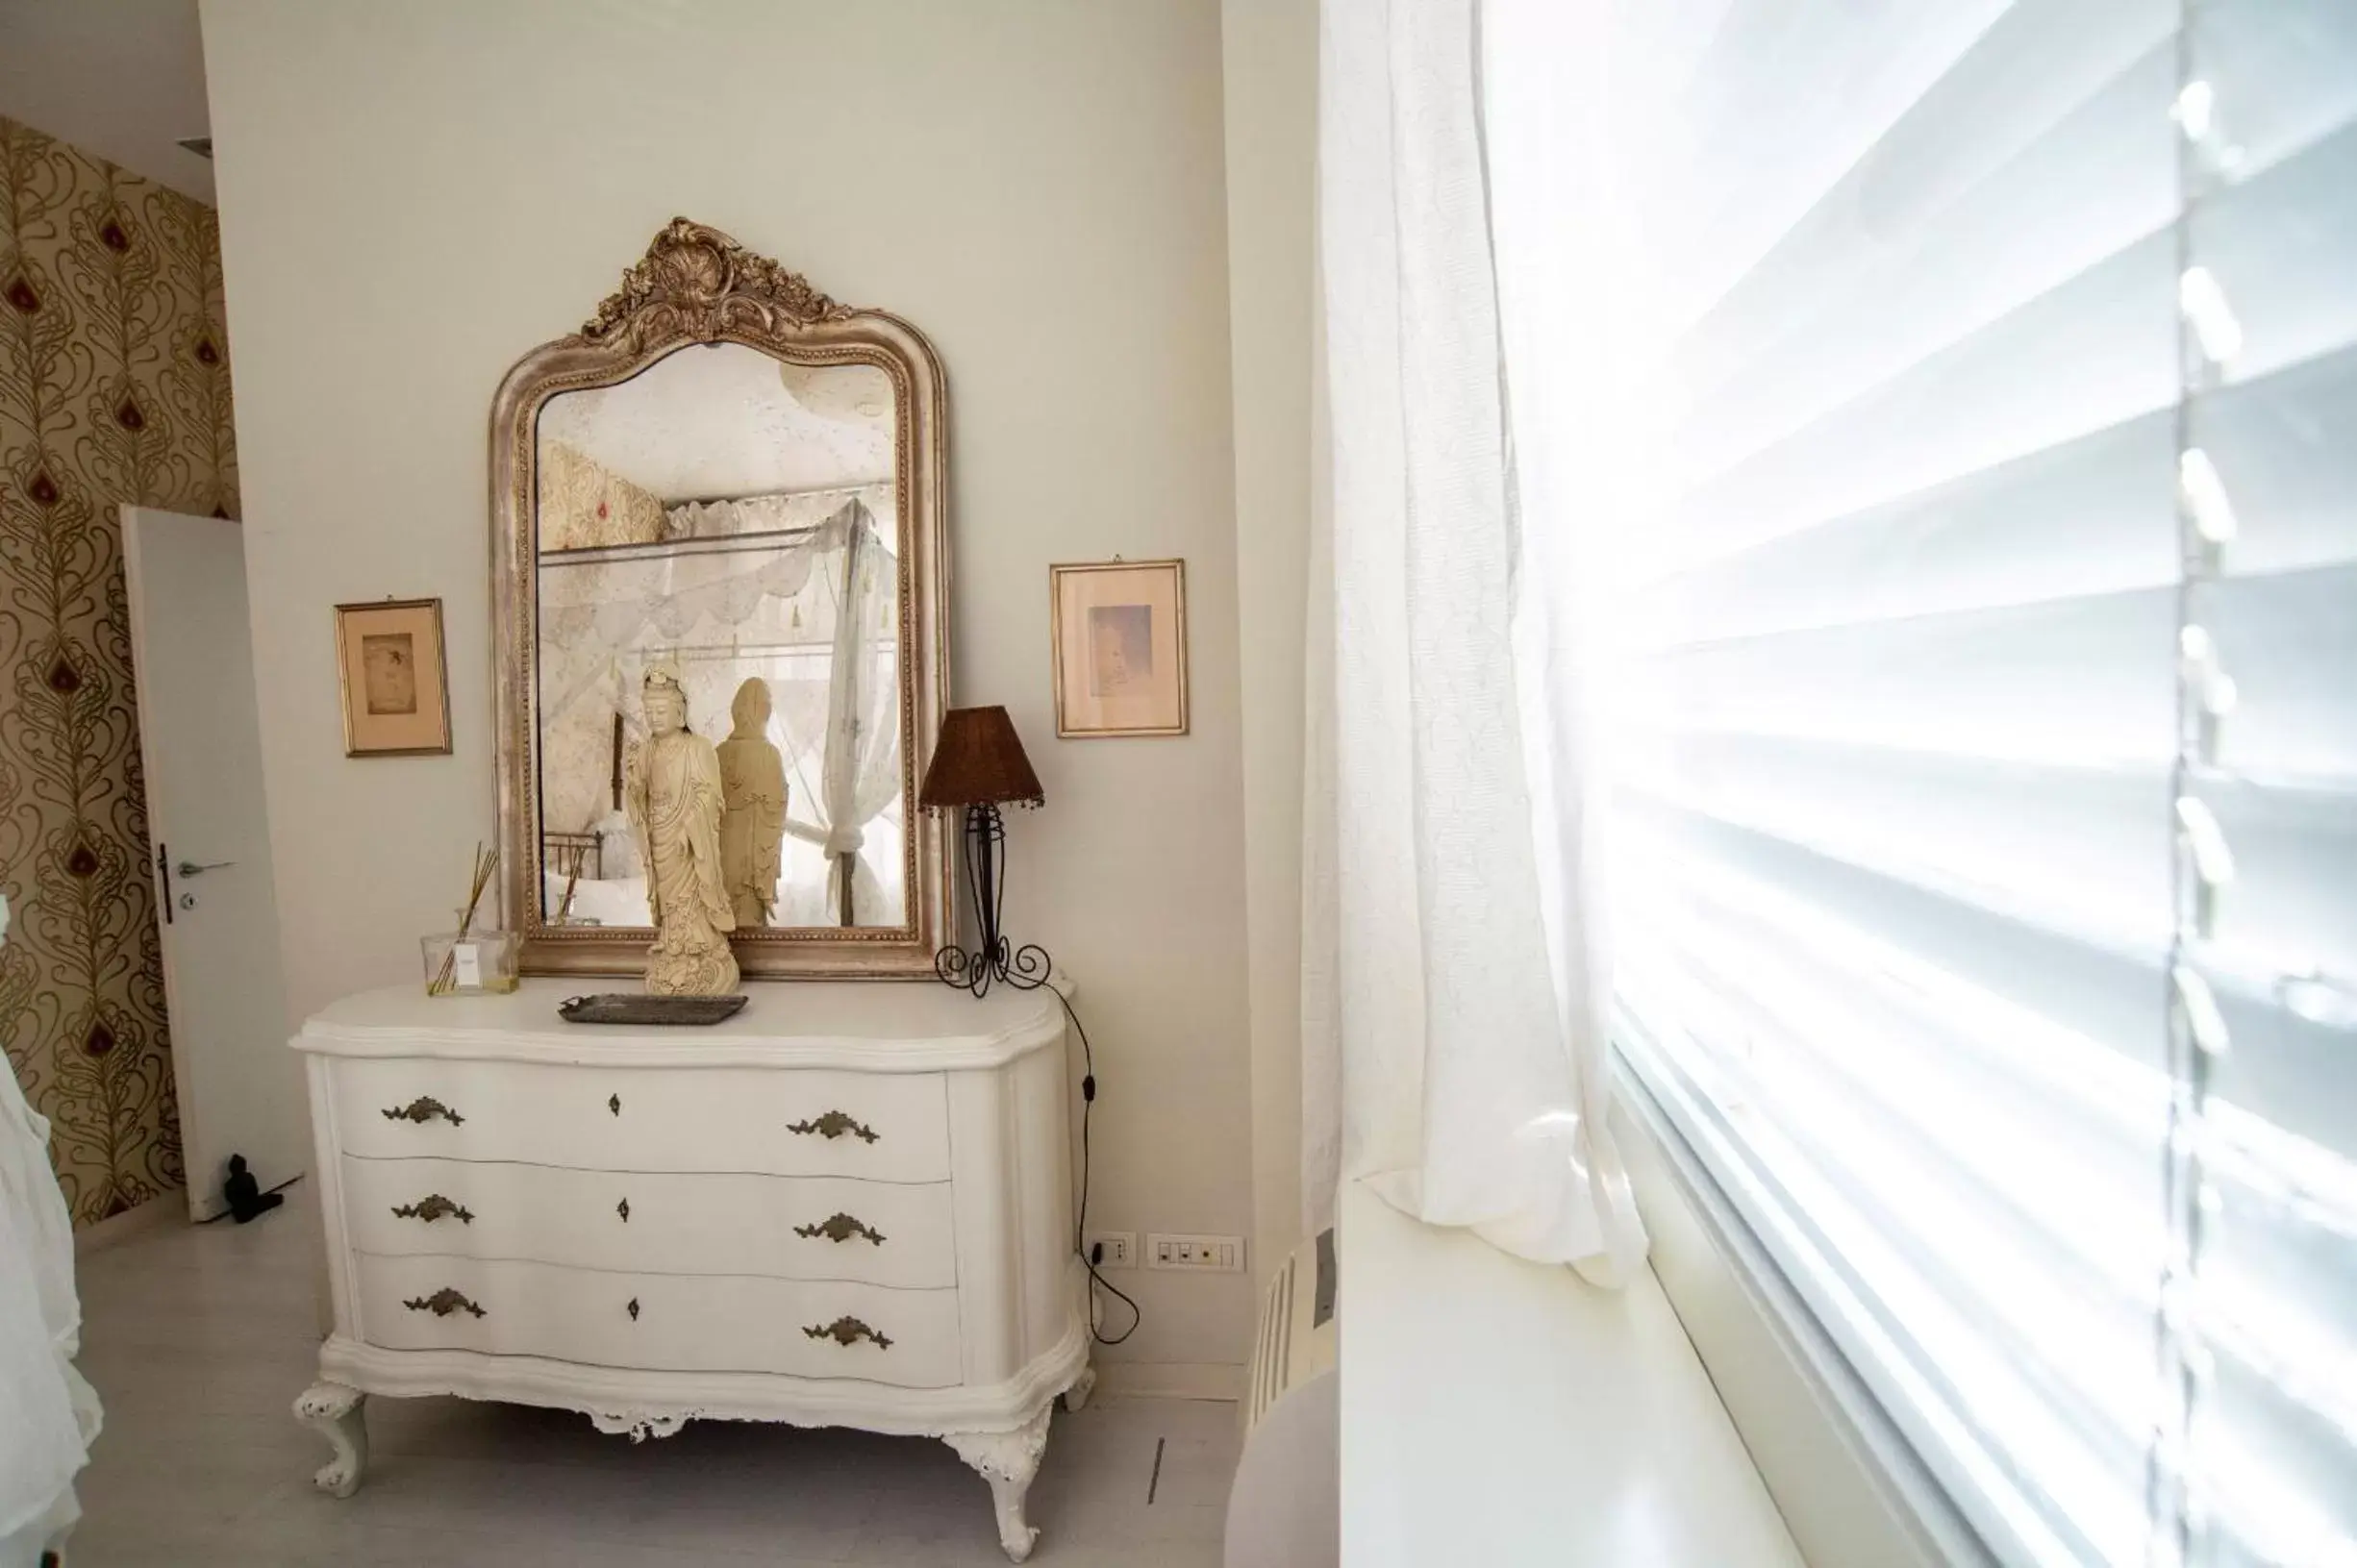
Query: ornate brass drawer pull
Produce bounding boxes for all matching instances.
[616,1197,631,1223]
[383,1096,464,1127]
[403,1287,486,1318]
[795,1212,886,1246]
[609,1093,621,1116]
[391,1194,474,1225]
[804,1314,892,1350]
[787,1110,879,1143]
[627,1297,640,1322]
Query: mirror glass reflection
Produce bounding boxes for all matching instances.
[533,343,905,931]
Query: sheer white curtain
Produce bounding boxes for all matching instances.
[1303,0,1644,1280]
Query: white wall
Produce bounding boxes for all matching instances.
[1218,0,1318,1283]
[202,0,1255,1375]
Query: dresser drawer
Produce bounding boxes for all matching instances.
[328,1058,948,1182]
[341,1157,956,1289]
[353,1253,962,1388]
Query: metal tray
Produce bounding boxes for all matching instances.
[557,993,749,1027]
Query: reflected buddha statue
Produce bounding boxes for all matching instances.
[717,677,788,929]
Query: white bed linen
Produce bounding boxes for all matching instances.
[0,893,102,1568]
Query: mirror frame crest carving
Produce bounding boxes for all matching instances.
[490,218,951,979]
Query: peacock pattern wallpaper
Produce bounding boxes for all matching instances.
[0,112,239,1225]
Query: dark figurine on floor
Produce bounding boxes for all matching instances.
[223,1154,283,1223]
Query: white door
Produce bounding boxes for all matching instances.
[121,507,302,1220]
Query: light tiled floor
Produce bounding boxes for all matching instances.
[65,1182,1237,1567]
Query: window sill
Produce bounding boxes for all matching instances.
[1339,1179,1804,1568]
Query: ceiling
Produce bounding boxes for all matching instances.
[539,343,896,503]
[0,0,213,203]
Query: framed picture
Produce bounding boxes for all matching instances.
[335,598,452,757]
[1049,559,1189,738]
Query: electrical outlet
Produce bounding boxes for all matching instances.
[1084,1231,1137,1269]
[1145,1232,1245,1272]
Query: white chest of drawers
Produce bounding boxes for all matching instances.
[289,980,1091,1562]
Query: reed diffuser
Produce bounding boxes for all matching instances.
[422,843,516,996]
[554,839,588,926]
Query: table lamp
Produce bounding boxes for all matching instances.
[918,706,1049,996]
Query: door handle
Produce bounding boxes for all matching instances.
[157,845,173,926]
[176,859,235,877]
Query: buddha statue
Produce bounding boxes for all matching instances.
[624,663,739,995]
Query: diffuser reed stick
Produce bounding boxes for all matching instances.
[555,840,587,925]
[428,843,499,996]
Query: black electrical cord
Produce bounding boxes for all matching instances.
[1049,984,1140,1346]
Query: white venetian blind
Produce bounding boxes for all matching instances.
[1488,1,2357,1563]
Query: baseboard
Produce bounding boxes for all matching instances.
[73,1189,185,1255]
[1094,1360,1245,1402]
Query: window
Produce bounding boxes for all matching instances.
[1492,3,2357,1563]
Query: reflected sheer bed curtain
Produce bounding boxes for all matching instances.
[1302,0,1645,1281]
[538,502,863,727]
[813,502,901,923]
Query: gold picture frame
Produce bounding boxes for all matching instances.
[1049,560,1189,738]
[335,598,452,757]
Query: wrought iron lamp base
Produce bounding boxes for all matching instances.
[934,802,1050,998]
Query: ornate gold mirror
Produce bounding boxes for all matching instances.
[491,219,949,978]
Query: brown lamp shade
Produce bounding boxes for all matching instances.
[919,706,1044,809]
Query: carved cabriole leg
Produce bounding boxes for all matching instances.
[1061,1362,1097,1412]
[293,1381,367,1498]
[944,1406,1052,1563]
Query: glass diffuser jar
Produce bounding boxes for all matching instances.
[421,930,519,996]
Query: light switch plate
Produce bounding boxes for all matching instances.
[1145,1232,1245,1272]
